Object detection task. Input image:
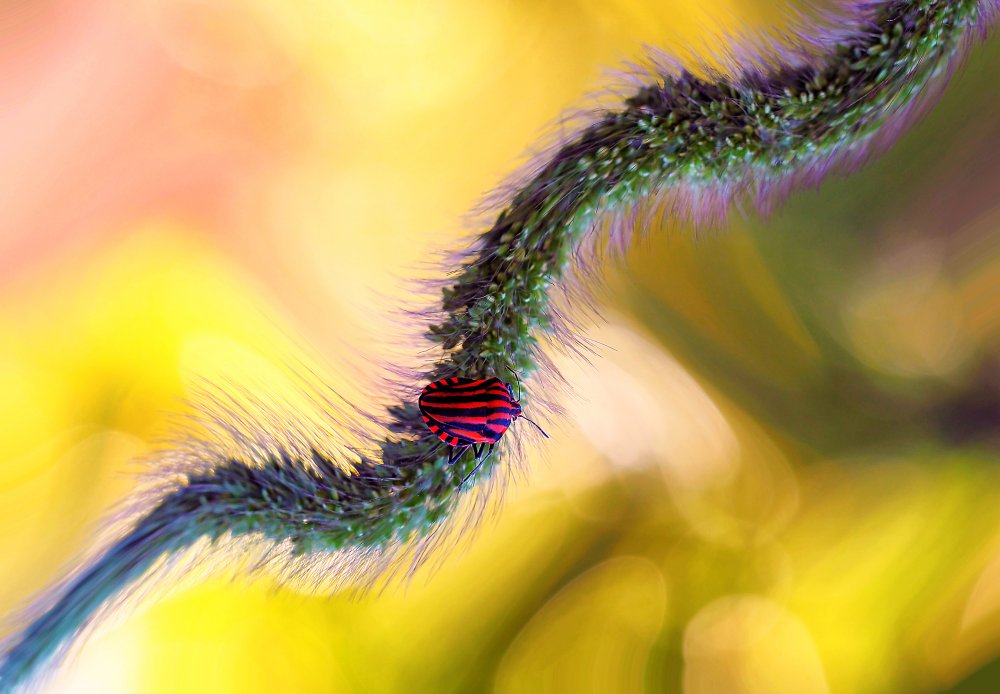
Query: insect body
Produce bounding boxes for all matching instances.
[418,375,547,482]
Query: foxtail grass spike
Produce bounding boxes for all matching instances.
[2,1,997,689]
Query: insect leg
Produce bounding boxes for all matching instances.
[447,445,468,465]
[459,445,495,489]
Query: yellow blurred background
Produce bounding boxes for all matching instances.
[1,0,998,692]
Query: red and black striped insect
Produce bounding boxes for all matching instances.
[418,373,547,480]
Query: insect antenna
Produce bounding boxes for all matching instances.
[502,364,547,438]
[503,363,521,401]
[519,416,549,438]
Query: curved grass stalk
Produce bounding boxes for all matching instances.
[2,0,997,689]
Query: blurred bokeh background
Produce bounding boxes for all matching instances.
[1,0,998,692]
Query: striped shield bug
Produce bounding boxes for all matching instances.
[418,372,547,483]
